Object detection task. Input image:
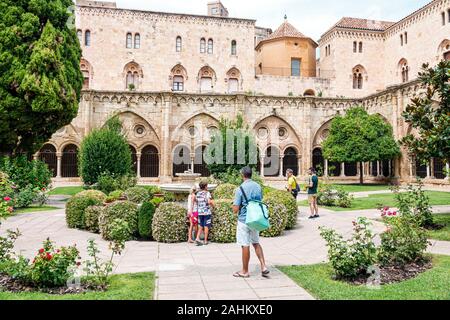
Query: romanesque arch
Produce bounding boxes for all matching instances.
[38,144,57,177]
[398,58,409,83]
[437,39,450,61]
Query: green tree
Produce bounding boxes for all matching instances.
[78,116,133,186]
[206,114,259,178]
[401,61,450,168]
[0,0,83,155]
[322,107,401,185]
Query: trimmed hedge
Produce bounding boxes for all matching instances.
[65,190,106,229]
[138,201,156,239]
[152,203,187,243]
[210,199,236,243]
[124,187,150,204]
[84,205,104,233]
[260,192,289,237]
[99,201,138,241]
[214,183,237,200]
[266,190,298,230]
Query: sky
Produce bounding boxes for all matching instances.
[114,0,431,40]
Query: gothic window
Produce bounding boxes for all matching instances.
[173,76,184,91]
[442,12,446,25]
[404,32,408,44]
[80,59,92,90]
[200,38,206,53]
[401,61,409,83]
[124,62,142,90]
[126,33,132,49]
[352,66,365,90]
[134,33,140,49]
[85,30,91,46]
[400,34,403,46]
[176,36,182,52]
[226,67,241,93]
[207,39,214,54]
[359,41,363,53]
[353,41,357,53]
[231,40,237,55]
[198,66,216,93]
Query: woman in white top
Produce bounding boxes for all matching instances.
[187,186,198,243]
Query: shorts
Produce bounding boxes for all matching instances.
[291,190,299,199]
[236,221,260,247]
[190,212,198,225]
[308,194,318,202]
[198,215,212,228]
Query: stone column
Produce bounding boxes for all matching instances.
[260,155,265,178]
[426,162,431,179]
[56,153,62,179]
[429,159,435,179]
[324,159,329,178]
[303,100,313,175]
[83,93,92,136]
[279,155,284,178]
[340,163,346,177]
[377,161,382,177]
[136,153,142,178]
[160,94,172,183]
[446,162,450,178]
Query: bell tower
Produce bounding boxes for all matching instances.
[207,1,229,17]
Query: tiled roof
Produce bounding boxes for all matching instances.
[265,20,307,40]
[333,17,395,31]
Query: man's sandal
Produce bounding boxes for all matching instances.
[233,272,250,278]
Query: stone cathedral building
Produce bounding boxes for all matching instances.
[37,0,450,185]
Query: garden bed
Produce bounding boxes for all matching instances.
[279,255,450,300]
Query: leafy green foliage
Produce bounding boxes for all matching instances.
[138,201,156,239]
[0,0,83,154]
[213,183,237,200]
[96,173,137,195]
[394,182,434,227]
[210,200,237,243]
[0,156,52,191]
[124,187,150,204]
[84,205,104,233]
[317,184,354,208]
[402,61,450,165]
[260,192,289,237]
[65,190,106,229]
[78,117,133,186]
[206,115,259,177]
[152,203,187,243]
[266,190,298,230]
[98,201,138,241]
[320,218,377,278]
[322,107,401,184]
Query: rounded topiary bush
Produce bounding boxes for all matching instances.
[124,187,149,204]
[138,201,156,239]
[152,203,187,243]
[210,200,236,243]
[214,183,237,200]
[84,205,104,233]
[66,190,106,229]
[260,192,289,237]
[99,201,139,241]
[266,190,298,230]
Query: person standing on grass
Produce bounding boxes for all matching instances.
[307,167,319,219]
[286,168,300,199]
[195,181,214,246]
[232,167,270,279]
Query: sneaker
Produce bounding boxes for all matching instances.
[308,216,315,220]
[313,215,320,219]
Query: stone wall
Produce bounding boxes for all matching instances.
[254,75,333,97]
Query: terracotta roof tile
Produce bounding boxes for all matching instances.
[265,20,307,40]
[333,17,395,31]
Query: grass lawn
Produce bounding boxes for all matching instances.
[14,206,60,214]
[428,214,450,241]
[0,272,155,300]
[279,255,450,300]
[49,186,84,196]
[299,191,450,211]
[331,184,391,193]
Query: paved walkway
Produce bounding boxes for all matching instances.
[1,199,449,300]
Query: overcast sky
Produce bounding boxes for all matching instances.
[114,0,431,40]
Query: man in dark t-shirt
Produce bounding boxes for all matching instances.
[307,167,319,219]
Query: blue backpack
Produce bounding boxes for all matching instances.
[240,186,270,232]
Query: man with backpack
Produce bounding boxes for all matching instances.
[286,168,300,199]
[232,167,270,279]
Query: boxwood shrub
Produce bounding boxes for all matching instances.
[138,201,156,239]
[152,203,187,243]
[213,183,237,200]
[265,190,298,230]
[84,205,104,233]
[124,187,150,204]
[99,201,138,241]
[65,190,106,229]
[260,192,288,237]
[210,200,236,243]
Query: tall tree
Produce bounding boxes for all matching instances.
[322,107,401,184]
[402,61,450,167]
[0,0,83,155]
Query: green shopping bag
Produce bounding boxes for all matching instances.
[240,187,270,232]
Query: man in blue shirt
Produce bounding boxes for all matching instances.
[232,167,269,278]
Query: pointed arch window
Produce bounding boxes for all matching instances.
[352,67,364,89]
[126,33,132,49]
[176,36,182,52]
[85,30,91,46]
[200,38,206,53]
[134,33,140,49]
[207,39,214,54]
[231,40,237,55]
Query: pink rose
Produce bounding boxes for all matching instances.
[3,197,11,202]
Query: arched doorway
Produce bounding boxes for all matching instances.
[312,148,325,176]
[415,159,427,179]
[38,144,57,177]
[129,145,137,174]
[433,158,446,179]
[371,161,378,176]
[172,145,190,177]
[194,146,210,177]
[140,145,159,178]
[61,144,78,178]
[283,147,298,176]
[382,160,391,177]
[264,146,280,177]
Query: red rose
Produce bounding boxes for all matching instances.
[39,249,45,254]
[3,197,11,202]
[76,262,81,266]
[46,253,52,260]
